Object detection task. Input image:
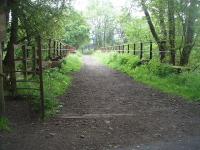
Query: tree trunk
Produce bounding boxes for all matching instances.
[0,0,7,117]
[168,0,176,65]
[180,0,197,66]
[141,0,166,61]
[158,4,167,40]
[3,3,18,94]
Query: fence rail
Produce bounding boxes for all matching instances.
[100,41,178,63]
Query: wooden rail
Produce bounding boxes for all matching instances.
[100,41,175,63]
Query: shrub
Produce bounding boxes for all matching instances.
[0,117,10,132]
[146,59,175,77]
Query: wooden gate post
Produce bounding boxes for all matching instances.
[150,41,153,60]
[140,42,143,60]
[37,36,45,120]
[134,43,136,55]
[127,44,130,54]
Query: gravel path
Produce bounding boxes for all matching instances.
[1,55,200,150]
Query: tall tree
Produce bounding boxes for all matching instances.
[180,0,199,65]
[168,0,176,65]
[141,0,166,61]
[139,0,199,65]
[3,0,18,93]
[0,0,7,117]
[85,0,117,48]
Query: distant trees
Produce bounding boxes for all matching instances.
[63,10,90,49]
[85,0,117,48]
[118,11,151,42]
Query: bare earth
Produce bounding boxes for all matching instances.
[1,55,200,150]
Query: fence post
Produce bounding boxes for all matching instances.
[48,39,51,59]
[37,36,45,120]
[140,42,143,60]
[22,44,27,80]
[133,43,136,55]
[56,41,59,57]
[119,45,120,53]
[122,45,125,53]
[127,44,130,53]
[53,40,56,57]
[60,42,62,57]
[150,41,153,60]
[32,46,37,76]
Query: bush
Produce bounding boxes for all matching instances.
[146,59,175,77]
[0,117,10,132]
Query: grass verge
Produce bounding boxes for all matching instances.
[94,51,200,102]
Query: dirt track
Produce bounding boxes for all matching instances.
[1,55,200,150]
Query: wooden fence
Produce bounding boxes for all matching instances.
[0,36,74,119]
[100,41,172,62]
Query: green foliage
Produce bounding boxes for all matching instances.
[118,15,152,42]
[0,117,10,132]
[61,53,82,73]
[17,54,82,118]
[95,52,200,101]
[9,0,90,48]
[84,0,117,47]
[146,59,175,77]
[63,9,90,48]
[18,0,70,39]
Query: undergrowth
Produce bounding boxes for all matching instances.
[94,51,200,102]
[0,117,10,132]
[17,53,82,118]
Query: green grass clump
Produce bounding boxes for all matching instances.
[17,53,83,118]
[0,117,10,132]
[94,51,200,102]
